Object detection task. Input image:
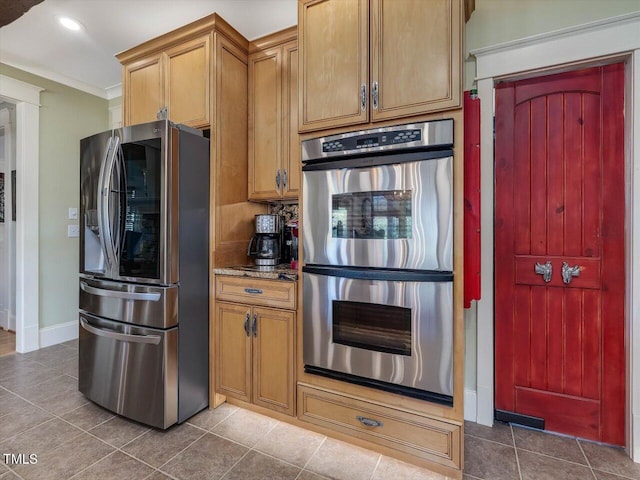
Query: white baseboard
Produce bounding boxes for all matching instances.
[0,309,7,330]
[39,320,78,348]
[19,323,40,353]
[464,388,478,422]
[633,413,640,462]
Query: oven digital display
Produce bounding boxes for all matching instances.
[356,137,378,148]
[331,190,412,239]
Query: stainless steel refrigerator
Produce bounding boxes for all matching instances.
[78,120,209,429]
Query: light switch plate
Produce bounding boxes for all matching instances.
[68,207,78,220]
[68,224,80,237]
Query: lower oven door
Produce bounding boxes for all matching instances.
[78,312,178,429]
[303,266,453,403]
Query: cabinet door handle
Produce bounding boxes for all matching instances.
[356,416,383,428]
[283,169,288,189]
[251,314,258,337]
[372,81,379,110]
[360,84,367,111]
[276,170,281,190]
[244,288,263,295]
[243,313,251,337]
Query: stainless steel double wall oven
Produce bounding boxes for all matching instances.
[302,119,454,405]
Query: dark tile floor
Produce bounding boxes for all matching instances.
[0,343,637,480]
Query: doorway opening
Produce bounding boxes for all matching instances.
[0,103,16,356]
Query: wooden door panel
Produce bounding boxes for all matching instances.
[165,35,210,127]
[515,387,599,440]
[216,302,251,402]
[370,0,461,121]
[125,55,163,126]
[495,64,625,445]
[252,307,295,415]
[248,47,282,200]
[299,0,369,132]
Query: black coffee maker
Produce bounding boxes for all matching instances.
[247,214,283,267]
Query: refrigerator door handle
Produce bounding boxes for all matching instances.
[101,135,120,274]
[80,317,161,345]
[96,136,113,269]
[80,281,161,302]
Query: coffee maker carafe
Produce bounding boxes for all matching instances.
[247,214,283,267]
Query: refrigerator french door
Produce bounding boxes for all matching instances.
[78,120,209,429]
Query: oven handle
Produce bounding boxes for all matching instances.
[301,148,452,172]
[302,265,453,282]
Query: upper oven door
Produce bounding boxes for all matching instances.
[303,155,453,271]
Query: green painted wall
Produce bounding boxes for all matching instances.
[465,0,640,89]
[0,63,108,329]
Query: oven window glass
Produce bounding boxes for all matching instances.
[331,190,412,239]
[332,301,411,356]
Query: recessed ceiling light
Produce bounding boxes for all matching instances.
[58,16,83,31]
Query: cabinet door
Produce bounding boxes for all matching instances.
[216,302,251,402]
[299,0,369,132]
[370,0,461,121]
[282,43,300,200]
[252,307,295,415]
[165,35,211,127]
[124,54,163,126]
[248,47,283,200]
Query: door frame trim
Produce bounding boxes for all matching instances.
[470,11,640,458]
[0,75,43,353]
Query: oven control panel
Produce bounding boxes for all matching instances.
[302,119,454,163]
[322,129,422,153]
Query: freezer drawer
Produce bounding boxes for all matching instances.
[78,312,178,429]
[79,277,178,328]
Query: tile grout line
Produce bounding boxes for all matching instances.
[295,435,328,479]
[367,453,383,480]
[215,414,285,479]
[510,423,524,480]
[66,449,120,480]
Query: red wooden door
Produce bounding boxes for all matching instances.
[494,63,625,445]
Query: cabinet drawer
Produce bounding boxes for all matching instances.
[298,384,461,470]
[215,276,296,310]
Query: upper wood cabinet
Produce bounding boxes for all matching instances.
[298,0,462,132]
[248,28,300,201]
[120,34,211,128]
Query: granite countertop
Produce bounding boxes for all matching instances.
[213,264,298,281]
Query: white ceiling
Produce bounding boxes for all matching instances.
[0,0,298,99]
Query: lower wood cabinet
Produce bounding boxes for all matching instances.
[297,384,462,471]
[215,276,296,416]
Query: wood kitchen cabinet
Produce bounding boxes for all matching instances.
[215,276,296,416]
[298,0,462,132]
[118,14,266,268]
[120,34,210,128]
[248,28,300,201]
